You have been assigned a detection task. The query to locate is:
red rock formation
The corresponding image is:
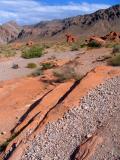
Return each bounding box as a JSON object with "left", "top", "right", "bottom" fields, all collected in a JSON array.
[
  {"left": 65, "top": 34, "right": 76, "bottom": 43},
  {"left": 0, "top": 66, "right": 120, "bottom": 160},
  {"left": 101, "top": 31, "right": 120, "bottom": 42},
  {"left": 86, "top": 31, "right": 120, "bottom": 46},
  {"left": 26, "top": 40, "right": 34, "bottom": 46},
  {"left": 86, "top": 36, "right": 106, "bottom": 46}
]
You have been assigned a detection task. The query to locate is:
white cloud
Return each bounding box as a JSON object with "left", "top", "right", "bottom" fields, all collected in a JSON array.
[{"left": 0, "top": 0, "right": 110, "bottom": 25}]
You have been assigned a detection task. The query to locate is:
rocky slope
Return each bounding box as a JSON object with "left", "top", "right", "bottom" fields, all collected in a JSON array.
[
  {"left": 0, "top": 21, "right": 22, "bottom": 44},
  {"left": 17, "top": 4, "right": 120, "bottom": 42},
  {"left": 0, "top": 66, "right": 120, "bottom": 160},
  {"left": 21, "top": 76, "right": 120, "bottom": 160}
]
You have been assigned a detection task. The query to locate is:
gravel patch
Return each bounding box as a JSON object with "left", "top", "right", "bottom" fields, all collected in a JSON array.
[{"left": 21, "top": 76, "right": 120, "bottom": 160}]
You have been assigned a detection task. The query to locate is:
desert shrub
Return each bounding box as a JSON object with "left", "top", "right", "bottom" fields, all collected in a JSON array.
[
  {"left": 108, "top": 54, "right": 120, "bottom": 66},
  {"left": 31, "top": 68, "right": 43, "bottom": 77},
  {"left": 71, "top": 43, "right": 79, "bottom": 51},
  {"left": 0, "top": 45, "right": 16, "bottom": 57},
  {"left": 53, "top": 66, "right": 82, "bottom": 82},
  {"left": 105, "top": 42, "right": 115, "bottom": 48},
  {"left": 80, "top": 44, "right": 86, "bottom": 48},
  {"left": 22, "top": 45, "right": 44, "bottom": 59},
  {"left": 27, "top": 63, "right": 37, "bottom": 69},
  {"left": 112, "top": 44, "right": 120, "bottom": 54},
  {"left": 41, "top": 62, "right": 55, "bottom": 70},
  {"left": 88, "top": 41, "right": 102, "bottom": 48}
]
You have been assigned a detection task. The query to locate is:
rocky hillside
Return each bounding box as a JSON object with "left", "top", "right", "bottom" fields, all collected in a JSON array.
[
  {"left": 0, "top": 4, "right": 120, "bottom": 44},
  {"left": 0, "top": 21, "right": 22, "bottom": 44},
  {"left": 17, "top": 4, "right": 120, "bottom": 41}
]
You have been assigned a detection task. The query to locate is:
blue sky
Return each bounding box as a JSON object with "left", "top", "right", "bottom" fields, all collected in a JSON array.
[{"left": 0, "top": 0, "right": 119, "bottom": 25}]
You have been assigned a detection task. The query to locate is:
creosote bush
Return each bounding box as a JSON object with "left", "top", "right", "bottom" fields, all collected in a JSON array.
[
  {"left": 27, "top": 63, "right": 37, "bottom": 69},
  {"left": 112, "top": 44, "right": 120, "bottom": 55},
  {"left": 108, "top": 54, "right": 120, "bottom": 66},
  {"left": 71, "top": 43, "right": 79, "bottom": 51},
  {"left": 71, "top": 42, "right": 86, "bottom": 51},
  {"left": 22, "top": 45, "right": 44, "bottom": 59},
  {"left": 88, "top": 40, "right": 102, "bottom": 48},
  {"left": 41, "top": 62, "right": 55, "bottom": 70},
  {"left": 53, "top": 66, "right": 83, "bottom": 82}
]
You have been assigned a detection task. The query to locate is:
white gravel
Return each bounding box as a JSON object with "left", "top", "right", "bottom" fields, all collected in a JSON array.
[{"left": 21, "top": 76, "right": 120, "bottom": 160}]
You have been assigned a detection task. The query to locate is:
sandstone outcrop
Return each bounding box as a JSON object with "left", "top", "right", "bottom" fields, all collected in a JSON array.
[
  {"left": 86, "top": 36, "right": 106, "bottom": 46},
  {"left": 101, "top": 31, "right": 120, "bottom": 42},
  {"left": 0, "top": 66, "right": 120, "bottom": 160}
]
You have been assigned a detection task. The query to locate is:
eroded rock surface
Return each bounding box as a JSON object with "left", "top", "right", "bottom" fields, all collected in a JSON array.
[{"left": 20, "top": 76, "right": 120, "bottom": 160}]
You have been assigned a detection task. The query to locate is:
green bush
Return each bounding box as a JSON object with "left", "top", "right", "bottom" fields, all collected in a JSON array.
[
  {"left": 27, "top": 63, "right": 37, "bottom": 69},
  {"left": 108, "top": 54, "right": 120, "bottom": 66},
  {"left": 80, "top": 44, "right": 86, "bottom": 48},
  {"left": 71, "top": 43, "right": 79, "bottom": 51},
  {"left": 41, "top": 62, "right": 55, "bottom": 70},
  {"left": 22, "top": 46, "right": 44, "bottom": 59},
  {"left": 112, "top": 44, "right": 120, "bottom": 54},
  {"left": 88, "top": 41, "right": 102, "bottom": 48}
]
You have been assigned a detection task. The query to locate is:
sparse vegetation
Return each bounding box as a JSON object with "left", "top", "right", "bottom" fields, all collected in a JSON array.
[
  {"left": 53, "top": 66, "right": 83, "bottom": 82},
  {"left": 27, "top": 63, "right": 37, "bottom": 69},
  {"left": 88, "top": 41, "right": 102, "bottom": 48},
  {"left": 0, "top": 45, "right": 17, "bottom": 57},
  {"left": 108, "top": 54, "right": 120, "bottom": 66},
  {"left": 105, "top": 42, "right": 116, "bottom": 48},
  {"left": 112, "top": 44, "right": 120, "bottom": 55},
  {"left": 71, "top": 42, "right": 86, "bottom": 51},
  {"left": 53, "top": 44, "right": 67, "bottom": 52},
  {"left": 71, "top": 43, "right": 79, "bottom": 51},
  {"left": 41, "top": 62, "right": 55, "bottom": 70},
  {"left": 22, "top": 45, "right": 44, "bottom": 59},
  {"left": 31, "top": 68, "right": 43, "bottom": 77},
  {"left": 80, "top": 43, "right": 86, "bottom": 48}
]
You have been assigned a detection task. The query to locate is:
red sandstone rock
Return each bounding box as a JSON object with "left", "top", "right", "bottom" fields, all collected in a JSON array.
[
  {"left": 26, "top": 40, "right": 34, "bottom": 46},
  {"left": 65, "top": 34, "right": 76, "bottom": 43},
  {"left": 75, "top": 133, "right": 103, "bottom": 160},
  {"left": 87, "top": 36, "right": 106, "bottom": 46}
]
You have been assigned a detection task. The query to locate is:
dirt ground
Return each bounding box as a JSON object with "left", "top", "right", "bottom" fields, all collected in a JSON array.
[{"left": 0, "top": 48, "right": 111, "bottom": 81}]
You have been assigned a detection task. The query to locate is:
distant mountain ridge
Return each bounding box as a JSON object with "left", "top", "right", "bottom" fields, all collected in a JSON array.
[
  {"left": 0, "top": 21, "right": 22, "bottom": 44},
  {"left": 0, "top": 4, "right": 120, "bottom": 44},
  {"left": 17, "top": 4, "right": 120, "bottom": 42}
]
